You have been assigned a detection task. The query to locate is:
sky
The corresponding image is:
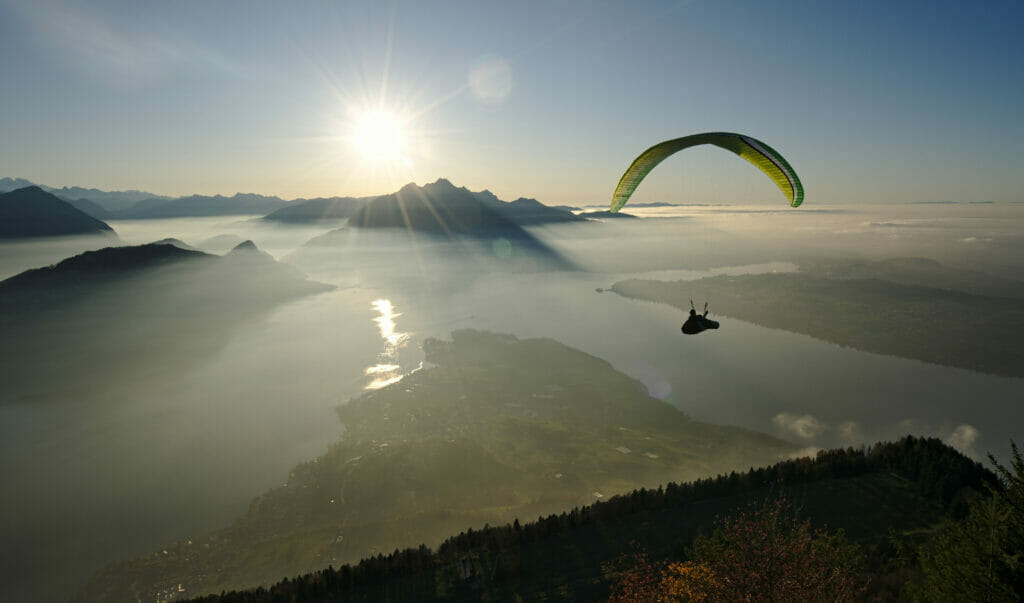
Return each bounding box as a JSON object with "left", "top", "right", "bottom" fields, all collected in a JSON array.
[{"left": 1, "top": 0, "right": 1022, "bottom": 205}]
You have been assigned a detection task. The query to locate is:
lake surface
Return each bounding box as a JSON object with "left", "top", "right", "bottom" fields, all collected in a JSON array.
[{"left": 2, "top": 204, "right": 1022, "bottom": 601}]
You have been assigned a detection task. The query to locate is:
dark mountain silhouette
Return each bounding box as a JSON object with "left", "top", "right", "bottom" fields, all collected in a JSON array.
[
  {"left": 0, "top": 186, "right": 115, "bottom": 238},
  {"left": 348, "top": 179, "right": 583, "bottom": 231},
  {"left": 116, "top": 193, "right": 288, "bottom": 219},
  {"left": 475, "top": 191, "right": 586, "bottom": 225},
  {"left": 1, "top": 178, "right": 585, "bottom": 225},
  {"left": 150, "top": 237, "right": 198, "bottom": 250},
  {"left": 348, "top": 179, "right": 524, "bottom": 233},
  {"left": 262, "top": 196, "right": 372, "bottom": 222},
  {"left": 0, "top": 240, "right": 328, "bottom": 310},
  {"left": 0, "top": 242, "right": 206, "bottom": 297},
  {"left": 333, "top": 179, "right": 576, "bottom": 271},
  {"left": 578, "top": 209, "right": 638, "bottom": 219},
  {"left": 0, "top": 178, "right": 285, "bottom": 218},
  {"left": 621, "top": 201, "right": 678, "bottom": 208}
]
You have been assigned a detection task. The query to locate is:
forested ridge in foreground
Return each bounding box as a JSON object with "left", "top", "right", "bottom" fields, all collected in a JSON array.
[{"left": 189, "top": 437, "right": 997, "bottom": 602}]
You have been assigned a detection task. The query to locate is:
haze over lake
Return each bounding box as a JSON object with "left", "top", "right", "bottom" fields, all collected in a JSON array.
[{"left": 2, "top": 201, "right": 1022, "bottom": 601}]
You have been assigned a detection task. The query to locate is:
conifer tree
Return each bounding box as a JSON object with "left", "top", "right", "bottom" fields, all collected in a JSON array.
[{"left": 912, "top": 442, "right": 1024, "bottom": 601}]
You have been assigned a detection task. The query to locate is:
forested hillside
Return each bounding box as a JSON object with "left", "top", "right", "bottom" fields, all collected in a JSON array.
[{"left": 190, "top": 437, "right": 994, "bottom": 602}]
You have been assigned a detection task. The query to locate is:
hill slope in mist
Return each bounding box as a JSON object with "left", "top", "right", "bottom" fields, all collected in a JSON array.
[
  {"left": 0, "top": 241, "right": 331, "bottom": 403},
  {"left": 261, "top": 196, "right": 372, "bottom": 222},
  {"left": 76, "top": 329, "right": 796, "bottom": 601},
  {"left": 612, "top": 260, "right": 1024, "bottom": 377}
]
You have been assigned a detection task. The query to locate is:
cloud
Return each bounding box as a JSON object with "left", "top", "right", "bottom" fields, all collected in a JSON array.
[
  {"left": 468, "top": 56, "right": 513, "bottom": 104},
  {"left": 837, "top": 420, "right": 863, "bottom": 445},
  {"left": 786, "top": 446, "right": 822, "bottom": 460},
  {"left": 947, "top": 424, "right": 980, "bottom": 456},
  {"left": 773, "top": 413, "right": 828, "bottom": 440}
]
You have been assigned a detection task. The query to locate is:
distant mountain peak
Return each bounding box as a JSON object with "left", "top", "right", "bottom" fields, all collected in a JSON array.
[
  {"left": 151, "top": 238, "right": 197, "bottom": 251},
  {"left": 348, "top": 179, "right": 585, "bottom": 233},
  {"left": 0, "top": 177, "right": 37, "bottom": 192},
  {"left": 0, "top": 186, "right": 115, "bottom": 238},
  {"left": 229, "top": 240, "right": 259, "bottom": 253},
  {"left": 422, "top": 178, "right": 463, "bottom": 194}
]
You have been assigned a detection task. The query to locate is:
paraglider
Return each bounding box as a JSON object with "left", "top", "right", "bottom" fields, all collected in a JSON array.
[
  {"left": 681, "top": 300, "right": 719, "bottom": 335},
  {"left": 609, "top": 132, "right": 803, "bottom": 213},
  {"left": 610, "top": 132, "right": 803, "bottom": 336}
]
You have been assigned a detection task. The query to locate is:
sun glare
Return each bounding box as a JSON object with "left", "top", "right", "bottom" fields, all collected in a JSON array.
[{"left": 351, "top": 110, "right": 407, "bottom": 163}]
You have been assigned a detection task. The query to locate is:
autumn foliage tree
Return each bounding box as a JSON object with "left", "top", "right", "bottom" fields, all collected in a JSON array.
[
  {"left": 609, "top": 495, "right": 866, "bottom": 602},
  {"left": 607, "top": 546, "right": 664, "bottom": 603},
  {"left": 687, "top": 496, "right": 866, "bottom": 601},
  {"left": 659, "top": 561, "right": 720, "bottom": 602}
]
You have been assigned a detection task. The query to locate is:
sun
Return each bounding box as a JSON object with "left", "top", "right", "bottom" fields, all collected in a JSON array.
[
  {"left": 350, "top": 109, "right": 407, "bottom": 163},
  {"left": 327, "top": 100, "right": 424, "bottom": 189}
]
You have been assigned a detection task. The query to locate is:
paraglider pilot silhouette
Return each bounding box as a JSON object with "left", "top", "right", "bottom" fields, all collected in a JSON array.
[
  {"left": 608, "top": 132, "right": 803, "bottom": 337},
  {"left": 681, "top": 300, "right": 720, "bottom": 335}
]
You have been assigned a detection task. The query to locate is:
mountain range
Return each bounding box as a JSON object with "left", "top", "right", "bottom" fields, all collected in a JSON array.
[
  {"left": 115, "top": 192, "right": 289, "bottom": 219},
  {"left": 0, "top": 177, "right": 173, "bottom": 212},
  {"left": 1, "top": 177, "right": 589, "bottom": 224}
]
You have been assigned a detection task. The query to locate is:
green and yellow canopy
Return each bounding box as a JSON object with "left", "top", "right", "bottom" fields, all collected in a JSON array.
[{"left": 611, "top": 132, "right": 804, "bottom": 212}]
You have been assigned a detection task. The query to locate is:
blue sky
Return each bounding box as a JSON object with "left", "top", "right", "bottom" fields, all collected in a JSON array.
[{"left": 1, "top": 0, "right": 1021, "bottom": 204}]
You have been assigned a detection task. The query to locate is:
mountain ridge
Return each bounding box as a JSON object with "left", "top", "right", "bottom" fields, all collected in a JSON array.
[
  {"left": 1, "top": 177, "right": 591, "bottom": 224},
  {"left": 0, "top": 186, "right": 116, "bottom": 238}
]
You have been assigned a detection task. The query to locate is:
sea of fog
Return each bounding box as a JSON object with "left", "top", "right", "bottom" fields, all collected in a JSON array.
[{"left": 2, "top": 203, "right": 1023, "bottom": 601}]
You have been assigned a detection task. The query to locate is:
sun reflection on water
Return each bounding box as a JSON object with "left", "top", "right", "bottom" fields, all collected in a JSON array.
[{"left": 365, "top": 299, "right": 411, "bottom": 389}]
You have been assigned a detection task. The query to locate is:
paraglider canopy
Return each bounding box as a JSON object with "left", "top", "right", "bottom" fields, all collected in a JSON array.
[{"left": 610, "top": 132, "right": 804, "bottom": 212}]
